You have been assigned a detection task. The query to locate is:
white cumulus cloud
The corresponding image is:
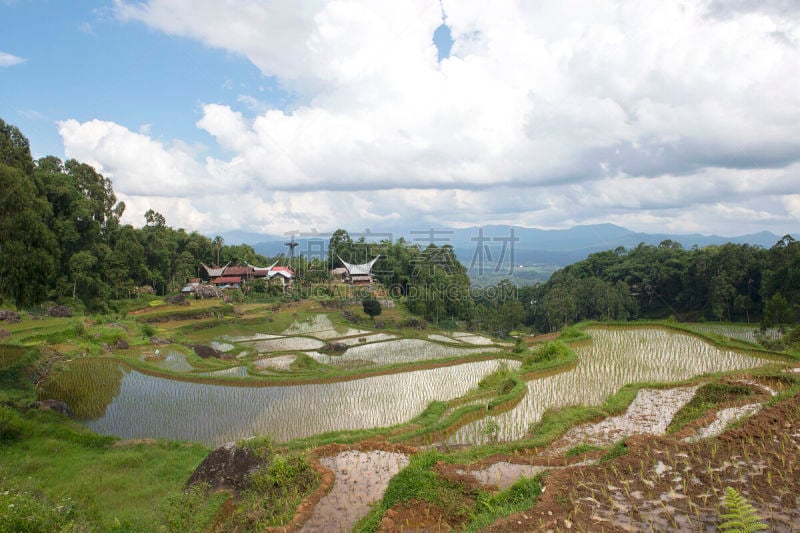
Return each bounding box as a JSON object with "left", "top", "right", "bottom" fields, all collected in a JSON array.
[{"left": 55, "top": 0, "right": 800, "bottom": 235}]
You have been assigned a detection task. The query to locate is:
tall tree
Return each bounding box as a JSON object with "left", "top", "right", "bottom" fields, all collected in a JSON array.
[{"left": 0, "top": 119, "right": 57, "bottom": 308}]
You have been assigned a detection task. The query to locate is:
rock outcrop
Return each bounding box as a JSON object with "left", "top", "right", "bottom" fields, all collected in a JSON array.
[
  {"left": 29, "top": 399, "right": 73, "bottom": 418},
  {"left": 46, "top": 305, "right": 72, "bottom": 318},
  {"left": 186, "top": 442, "right": 264, "bottom": 493}
]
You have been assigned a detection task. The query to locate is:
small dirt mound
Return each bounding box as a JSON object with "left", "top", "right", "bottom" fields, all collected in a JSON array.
[
  {"left": 0, "top": 310, "right": 20, "bottom": 322},
  {"left": 187, "top": 442, "right": 264, "bottom": 493},
  {"left": 195, "top": 285, "right": 222, "bottom": 299},
  {"left": 113, "top": 339, "right": 129, "bottom": 350},
  {"left": 192, "top": 344, "right": 233, "bottom": 359},
  {"left": 46, "top": 305, "right": 73, "bottom": 318},
  {"left": 165, "top": 293, "right": 189, "bottom": 306},
  {"left": 320, "top": 342, "right": 348, "bottom": 353}
]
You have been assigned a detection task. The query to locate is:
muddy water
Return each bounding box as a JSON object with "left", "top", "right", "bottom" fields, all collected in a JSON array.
[
  {"left": 458, "top": 462, "right": 551, "bottom": 490},
  {"left": 301, "top": 451, "right": 409, "bottom": 532}
]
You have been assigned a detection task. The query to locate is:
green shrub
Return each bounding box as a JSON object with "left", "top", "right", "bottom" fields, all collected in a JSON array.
[
  {"left": 467, "top": 476, "right": 542, "bottom": 531},
  {"left": 524, "top": 342, "right": 567, "bottom": 365},
  {"left": 140, "top": 323, "right": 156, "bottom": 338},
  {"left": 0, "top": 405, "right": 25, "bottom": 441},
  {"left": 226, "top": 450, "right": 318, "bottom": 530},
  {"left": 0, "top": 486, "right": 78, "bottom": 532},
  {"left": 162, "top": 483, "right": 218, "bottom": 533}
]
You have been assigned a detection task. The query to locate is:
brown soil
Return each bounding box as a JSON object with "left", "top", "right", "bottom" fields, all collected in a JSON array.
[
  {"left": 379, "top": 499, "right": 455, "bottom": 532},
  {"left": 526, "top": 332, "right": 560, "bottom": 343},
  {"left": 483, "top": 392, "right": 800, "bottom": 532}
]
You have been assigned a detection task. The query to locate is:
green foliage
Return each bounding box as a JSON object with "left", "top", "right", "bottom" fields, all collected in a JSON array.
[
  {"left": 386, "top": 451, "right": 469, "bottom": 522},
  {"left": 1, "top": 411, "right": 209, "bottom": 530},
  {"left": 523, "top": 341, "right": 568, "bottom": 366},
  {"left": 668, "top": 382, "right": 754, "bottom": 433},
  {"left": 0, "top": 405, "right": 25, "bottom": 441},
  {"left": 362, "top": 295, "right": 382, "bottom": 318},
  {"left": 161, "top": 483, "right": 228, "bottom": 533},
  {"left": 512, "top": 336, "right": 525, "bottom": 353},
  {"left": 719, "top": 486, "right": 768, "bottom": 532},
  {"left": 599, "top": 439, "right": 629, "bottom": 463},
  {"left": 481, "top": 419, "right": 500, "bottom": 443},
  {"left": 564, "top": 443, "right": 603, "bottom": 456},
  {"left": 140, "top": 323, "right": 156, "bottom": 338},
  {"left": 529, "top": 238, "right": 800, "bottom": 330},
  {"left": 227, "top": 450, "right": 319, "bottom": 530},
  {"left": 241, "top": 434, "right": 274, "bottom": 459},
  {"left": 0, "top": 485, "right": 79, "bottom": 532},
  {"left": 477, "top": 362, "right": 512, "bottom": 390},
  {"left": 465, "top": 476, "right": 542, "bottom": 532}
]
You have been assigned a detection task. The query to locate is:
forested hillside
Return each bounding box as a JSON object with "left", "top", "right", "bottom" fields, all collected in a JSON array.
[
  {"left": 0, "top": 118, "right": 270, "bottom": 310},
  {"left": 528, "top": 239, "right": 800, "bottom": 332}
]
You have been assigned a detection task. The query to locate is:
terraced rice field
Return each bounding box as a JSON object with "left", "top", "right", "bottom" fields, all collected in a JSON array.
[
  {"left": 447, "top": 327, "right": 772, "bottom": 444},
  {"left": 41, "top": 358, "right": 517, "bottom": 445},
  {"left": 305, "top": 338, "right": 501, "bottom": 366},
  {"left": 685, "top": 323, "right": 783, "bottom": 344},
  {"left": 282, "top": 314, "right": 372, "bottom": 338}
]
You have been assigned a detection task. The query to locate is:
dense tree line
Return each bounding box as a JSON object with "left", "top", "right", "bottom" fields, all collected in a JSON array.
[
  {"left": 0, "top": 118, "right": 270, "bottom": 311},
  {"left": 527, "top": 239, "right": 800, "bottom": 331}
]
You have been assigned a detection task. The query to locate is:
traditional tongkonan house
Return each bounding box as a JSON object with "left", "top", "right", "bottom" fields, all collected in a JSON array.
[{"left": 338, "top": 256, "right": 380, "bottom": 285}]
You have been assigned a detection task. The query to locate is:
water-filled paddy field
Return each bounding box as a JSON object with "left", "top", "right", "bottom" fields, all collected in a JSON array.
[
  {"left": 446, "top": 327, "right": 773, "bottom": 445},
  {"left": 684, "top": 323, "right": 783, "bottom": 344},
  {"left": 36, "top": 324, "right": 776, "bottom": 448},
  {"left": 39, "top": 358, "right": 518, "bottom": 446}
]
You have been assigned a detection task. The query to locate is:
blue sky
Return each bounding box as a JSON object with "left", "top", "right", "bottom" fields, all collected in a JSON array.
[
  {"left": 1, "top": 0, "right": 289, "bottom": 159},
  {"left": 2, "top": 1, "right": 799, "bottom": 238}
]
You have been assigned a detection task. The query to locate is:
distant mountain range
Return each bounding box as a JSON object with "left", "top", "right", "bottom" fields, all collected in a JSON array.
[{"left": 216, "top": 223, "right": 788, "bottom": 284}]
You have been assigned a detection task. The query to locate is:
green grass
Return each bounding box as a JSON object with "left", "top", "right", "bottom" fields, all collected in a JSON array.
[
  {"left": 463, "top": 475, "right": 543, "bottom": 532},
  {"left": 599, "top": 438, "right": 629, "bottom": 463},
  {"left": 668, "top": 382, "right": 755, "bottom": 434},
  {"left": 0, "top": 409, "right": 209, "bottom": 531},
  {"left": 355, "top": 450, "right": 471, "bottom": 533},
  {"left": 565, "top": 443, "right": 603, "bottom": 457}
]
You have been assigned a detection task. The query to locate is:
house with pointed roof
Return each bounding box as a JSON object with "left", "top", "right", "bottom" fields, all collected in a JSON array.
[
  {"left": 201, "top": 262, "right": 230, "bottom": 280},
  {"left": 338, "top": 256, "right": 380, "bottom": 285}
]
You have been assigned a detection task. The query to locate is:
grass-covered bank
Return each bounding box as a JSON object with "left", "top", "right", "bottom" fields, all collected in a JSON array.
[{"left": 0, "top": 408, "right": 210, "bottom": 530}]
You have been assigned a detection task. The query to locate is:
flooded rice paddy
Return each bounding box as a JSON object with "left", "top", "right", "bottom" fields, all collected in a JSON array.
[
  {"left": 447, "top": 327, "right": 772, "bottom": 445},
  {"left": 40, "top": 358, "right": 515, "bottom": 446},
  {"left": 282, "top": 314, "right": 372, "bottom": 338},
  {"left": 305, "top": 338, "right": 501, "bottom": 366},
  {"left": 686, "top": 324, "right": 783, "bottom": 344},
  {"left": 302, "top": 450, "right": 409, "bottom": 532}
]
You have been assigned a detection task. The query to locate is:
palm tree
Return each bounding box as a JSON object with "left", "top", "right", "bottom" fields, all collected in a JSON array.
[{"left": 213, "top": 235, "right": 224, "bottom": 266}]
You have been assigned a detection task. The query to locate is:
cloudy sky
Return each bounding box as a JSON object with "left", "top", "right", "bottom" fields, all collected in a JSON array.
[{"left": 2, "top": 0, "right": 800, "bottom": 238}]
